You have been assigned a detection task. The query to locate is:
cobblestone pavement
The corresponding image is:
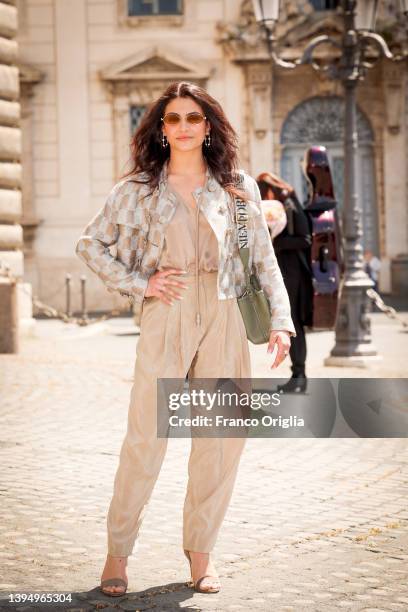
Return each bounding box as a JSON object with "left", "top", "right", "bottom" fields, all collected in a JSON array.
[{"left": 0, "top": 313, "right": 407, "bottom": 611}]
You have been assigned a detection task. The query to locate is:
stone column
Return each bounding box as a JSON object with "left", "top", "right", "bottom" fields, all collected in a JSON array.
[
  {"left": 243, "top": 62, "right": 274, "bottom": 178},
  {"left": 55, "top": 0, "right": 91, "bottom": 215},
  {"left": 19, "top": 66, "right": 44, "bottom": 295},
  {"left": 0, "top": 0, "right": 21, "bottom": 353},
  {"left": 383, "top": 63, "right": 407, "bottom": 295}
]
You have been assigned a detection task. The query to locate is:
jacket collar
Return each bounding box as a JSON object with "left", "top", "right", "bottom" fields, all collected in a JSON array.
[{"left": 158, "top": 159, "right": 219, "bottom": 196}]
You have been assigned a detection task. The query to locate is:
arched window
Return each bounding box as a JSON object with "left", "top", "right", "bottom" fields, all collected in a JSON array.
[
  {"left": 309, "top": 0, "right": 339, "bottom": 9},
  {"left": 280, "top": 96, "right": 379, "bottom": 255}
]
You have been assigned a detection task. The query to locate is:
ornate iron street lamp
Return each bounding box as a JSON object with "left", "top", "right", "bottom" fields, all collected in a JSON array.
[{"left": 252, "top": 0, "right": 407, "bottom": 366}]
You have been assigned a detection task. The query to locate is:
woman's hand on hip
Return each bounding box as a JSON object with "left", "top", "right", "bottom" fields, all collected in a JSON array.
[
  {"left": 145, "top": 268, "right": 188, "bottom": 305},
  {"left": 267, "top": 330, "right": 291, "bottom": 369}
]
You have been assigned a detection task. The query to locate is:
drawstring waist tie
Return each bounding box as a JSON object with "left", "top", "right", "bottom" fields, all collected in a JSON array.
[{"left": 174, "top": 271, "right": 218, "bottom": 328}]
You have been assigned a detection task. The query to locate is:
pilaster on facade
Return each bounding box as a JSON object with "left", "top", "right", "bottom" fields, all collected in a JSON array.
[
  {"left": 217, "top": 5, "right": 274, "bottom": 177},
  {"left": 383, "top": 60, "right": 408, "bottom": 294},
  {"left": 18, "top": 61, "right": 44, "bottom": 258},
  {"left": 243, "top": 62, "right": 274, "bottom": 177}
]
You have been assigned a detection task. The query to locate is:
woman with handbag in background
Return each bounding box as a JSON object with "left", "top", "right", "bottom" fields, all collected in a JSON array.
[
  {"left": 257, "top": 172, "right": 313, "bottom": 393},
  {"left": 76, "top": 82, "right": 294, "bottom": 597}
]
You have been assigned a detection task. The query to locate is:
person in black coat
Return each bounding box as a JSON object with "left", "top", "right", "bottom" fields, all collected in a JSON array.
[{"left": 257, "top": 172, "right": 314, "bottom": 393}]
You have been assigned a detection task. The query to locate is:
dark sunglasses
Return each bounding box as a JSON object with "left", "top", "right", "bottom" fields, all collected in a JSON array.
[{"left": 161, "top": 112, "right": 207, "bottom": 126}]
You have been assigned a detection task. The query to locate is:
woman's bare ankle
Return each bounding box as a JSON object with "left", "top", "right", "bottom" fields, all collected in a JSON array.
[{"left": 102, "top": 554, "right": 128, "bottom": 578}]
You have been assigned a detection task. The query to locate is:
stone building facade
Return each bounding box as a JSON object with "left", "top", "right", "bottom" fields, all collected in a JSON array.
[
  {"left": 0, "top": 0, "right": 26, "bottom": 351},
  {"left": 15, "top": 0, "right": 408, "bottom": 314}
]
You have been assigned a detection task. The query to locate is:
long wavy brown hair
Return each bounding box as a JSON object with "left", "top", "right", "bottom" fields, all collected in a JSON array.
[
  {"left": 124, "top": 81, "right": 246, "bottom": 199},
  {"left": 256, "top": 172, "right": 295, "bottom": 203}
]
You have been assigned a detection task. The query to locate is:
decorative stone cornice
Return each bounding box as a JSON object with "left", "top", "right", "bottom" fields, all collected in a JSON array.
[
  {"left": 217, "top": 0, "right": 408, "bottom": 64},
  {"left": 216, "top": 3, "right": 267, "bottom": 62},
  {"left": 100, "top": 45, "right": 209, "bottom": 93},
  {"left": 375, "top": 3, "right": 408, "bottom": 57},
  {"left": 216, "top": 1, "right": 342, "bottom": 64}
]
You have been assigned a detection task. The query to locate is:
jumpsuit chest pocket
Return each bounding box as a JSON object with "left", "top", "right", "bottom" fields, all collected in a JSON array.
[{"left": 146, "top": 213, "right": 168, "bottom": 248}]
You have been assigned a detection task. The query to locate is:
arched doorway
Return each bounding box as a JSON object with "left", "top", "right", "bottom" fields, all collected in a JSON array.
[{"left": 280, "top": 96, "right": 379, "bottom": 255}]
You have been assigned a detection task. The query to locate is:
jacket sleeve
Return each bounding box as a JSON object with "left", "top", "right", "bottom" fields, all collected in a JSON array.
[
  {"left": 75, "top": 180, "right": 149, "bottom": 302},
  {"left": 246, "top": 175, "right": 296, "bottom": 336}
]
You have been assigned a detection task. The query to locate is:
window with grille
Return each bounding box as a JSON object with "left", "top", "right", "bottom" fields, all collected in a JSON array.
[
  {"left": 130, "top": 105, "right": 147, "bottom": 133},
  {"left": 309, "top": 0, "right": 339, "bottom": 9},
  {"left": 128, "top": 0, "right": 182, "bottom": 16}
]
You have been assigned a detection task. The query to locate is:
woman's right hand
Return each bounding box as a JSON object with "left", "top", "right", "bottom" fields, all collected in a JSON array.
[{"left": 144, "top": 268, "right": 188, "bottom": 305}]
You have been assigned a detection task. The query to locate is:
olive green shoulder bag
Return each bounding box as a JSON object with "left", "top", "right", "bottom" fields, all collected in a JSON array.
[{"left": 234, "top": 173, "right": 271, "bottom": 344}]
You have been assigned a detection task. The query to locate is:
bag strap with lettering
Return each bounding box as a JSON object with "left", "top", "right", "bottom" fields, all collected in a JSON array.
[{"left": 234, "top": 172, "right": 252, "bottom": 286}]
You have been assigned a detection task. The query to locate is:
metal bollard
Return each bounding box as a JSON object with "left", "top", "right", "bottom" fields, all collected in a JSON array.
[
  {"left": 79, "top": 275, "right": 89, "bottom": 325},
  {"left": 65, "top": 274, "right": 72, "bottom": 318}
]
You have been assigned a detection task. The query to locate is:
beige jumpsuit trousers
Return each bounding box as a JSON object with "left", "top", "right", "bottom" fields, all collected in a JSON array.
[{"left": 107, "top": 185, "right": 251, "bottom": 556}]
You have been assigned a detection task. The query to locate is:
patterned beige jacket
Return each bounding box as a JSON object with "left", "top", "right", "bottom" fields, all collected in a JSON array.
[{"left": 75, "top": 163, "right": 295, "bottom": 335}]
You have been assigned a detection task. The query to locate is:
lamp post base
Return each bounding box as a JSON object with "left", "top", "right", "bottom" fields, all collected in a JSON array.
[
  {"left": 325, "top": 276, "right": 380, "bottom": 366},
  {"left": 324, "top": 354, "right": 382, "bottom": 368}
]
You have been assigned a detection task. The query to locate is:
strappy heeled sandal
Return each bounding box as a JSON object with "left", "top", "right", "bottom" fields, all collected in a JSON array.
[
  {"left": 184, "top": 549, "right": 221, "bottom": 594},
  {"left": 100, "top": 577, "right": 128, "bottom": 597}
]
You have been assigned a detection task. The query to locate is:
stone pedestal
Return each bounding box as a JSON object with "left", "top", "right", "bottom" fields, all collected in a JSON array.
[
  {"left": 0, "top": 276, "right": 18, "bottom": 353},
  {"left": 325, "top": 277, "right": 381, "bottom": 368},
  {"left": 17, "top": 281, "right": 35, "bottom": 337}
]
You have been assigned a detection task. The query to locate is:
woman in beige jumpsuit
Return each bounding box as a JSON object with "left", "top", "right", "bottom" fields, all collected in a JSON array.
[{"left": 75, "top": 82, "right": 294, "bottom": 596}]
